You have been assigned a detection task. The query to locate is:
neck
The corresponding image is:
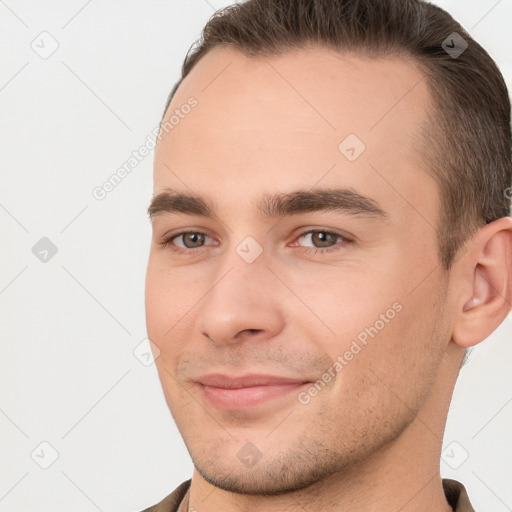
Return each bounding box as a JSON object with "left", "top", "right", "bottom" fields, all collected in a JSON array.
[{"left": 186, "top": 343, "right": 462, "bottom": 512}]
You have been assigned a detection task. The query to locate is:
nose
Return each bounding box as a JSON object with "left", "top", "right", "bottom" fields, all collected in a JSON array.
[{"left": 195, "top": 254, "right": 286, "bottom": 346}]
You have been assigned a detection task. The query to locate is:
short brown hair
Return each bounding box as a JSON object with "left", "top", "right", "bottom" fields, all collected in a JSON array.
[{"left": 162, "top": 0, "right": 511, "bottom": 270}]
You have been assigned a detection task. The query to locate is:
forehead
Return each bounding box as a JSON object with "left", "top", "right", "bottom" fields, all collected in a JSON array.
[{"left": 153, "top": 46, "right": 438, "bottom": 227}]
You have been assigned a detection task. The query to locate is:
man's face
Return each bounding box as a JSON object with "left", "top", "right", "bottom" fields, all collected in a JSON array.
[{"left": 145, "top": 46, "right": 454, "bottom": 493}]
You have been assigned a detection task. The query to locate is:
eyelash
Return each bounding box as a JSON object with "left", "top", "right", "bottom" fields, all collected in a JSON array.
[{"left": 159, "top": 229, "right": 353, "bottom": 256}]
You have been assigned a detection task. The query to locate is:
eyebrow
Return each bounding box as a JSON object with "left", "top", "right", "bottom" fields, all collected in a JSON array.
[{"left": 147, "top": 187, "right": 388, "bottom": 221}]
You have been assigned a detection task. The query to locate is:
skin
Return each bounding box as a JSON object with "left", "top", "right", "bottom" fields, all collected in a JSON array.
[{"left": 145, "top": 46, "right": 512, "bottom": 511}]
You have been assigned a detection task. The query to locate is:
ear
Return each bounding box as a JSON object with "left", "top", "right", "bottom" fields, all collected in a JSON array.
[{"left": 452, "top": 216, "right": 512, "bottom": 348}]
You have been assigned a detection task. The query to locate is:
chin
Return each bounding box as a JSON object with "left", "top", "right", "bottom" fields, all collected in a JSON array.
[{"left": 196, "top": 462, "right": 331, "bottom": 496}]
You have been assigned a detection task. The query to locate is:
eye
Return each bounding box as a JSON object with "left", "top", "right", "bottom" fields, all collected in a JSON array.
[
  {"left": 174, "top": 232, "right": 207, "bottom": 249},
  {"left": 159, "top": 228, "right": 352, "bottom": 256},
  {"left": 160, "top": 231, "right": 217, "bottom": 252},
  {"left": 293, "top": 229, "right": 352, "bottom": 254}
]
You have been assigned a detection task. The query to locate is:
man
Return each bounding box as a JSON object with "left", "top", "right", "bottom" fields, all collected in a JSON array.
[{"left": 143, "top": 0, "right": 512, "bottom": 510}]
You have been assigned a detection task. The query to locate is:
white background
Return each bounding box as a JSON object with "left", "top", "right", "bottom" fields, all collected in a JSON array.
[{"left": 0, "top": 1, "right": 511, "bottom": 510}]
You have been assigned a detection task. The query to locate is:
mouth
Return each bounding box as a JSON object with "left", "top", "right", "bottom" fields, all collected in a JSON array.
[{"left": 196, "top": 373, "right": 311, "bottom": 410}]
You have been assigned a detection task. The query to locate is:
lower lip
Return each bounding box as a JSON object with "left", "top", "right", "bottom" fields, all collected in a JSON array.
[{"left": 199, "top": 383, "right": 307, "bottom": 410}]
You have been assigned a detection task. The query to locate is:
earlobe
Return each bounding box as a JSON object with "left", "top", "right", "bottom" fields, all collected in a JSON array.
[{"left": 452, "top": 217, "right": 512, "bottom": 348}]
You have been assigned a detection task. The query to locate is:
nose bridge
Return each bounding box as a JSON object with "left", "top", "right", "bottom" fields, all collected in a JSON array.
[{"left": 195, "top": 241, "right": 285, "bottom": 344}]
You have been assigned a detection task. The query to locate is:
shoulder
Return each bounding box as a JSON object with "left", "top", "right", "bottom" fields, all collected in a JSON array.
[
  {"left": 139, "top": 480, "right": 191, "bottom": 512},
  {"left": 442, "top": 478, "right": 475, "bottom": 512}
]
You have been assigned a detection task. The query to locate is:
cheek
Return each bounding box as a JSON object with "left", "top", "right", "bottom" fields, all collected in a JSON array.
[
  {"left": 351, "top": 279, "right": 448, "bottom": 409},
  {"left": 293, "top": 266, "right": 399, "bottom": 356},
  {"left": 316, "top": 266, "right": 445, "bottom": 399},
  {"left": 145, "top": 260, "right": 202, "bottom": 341},
  {"left": 145, "top": 265, "right": 168, "bottom": 344},
  {"left": 145, "top": 276, "right": 178, "bottom": 376}
]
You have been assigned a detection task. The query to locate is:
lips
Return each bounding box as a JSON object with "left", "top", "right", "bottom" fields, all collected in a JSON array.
[{"left": 196, "top": 373, "right": 310, "bottom": 410}]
